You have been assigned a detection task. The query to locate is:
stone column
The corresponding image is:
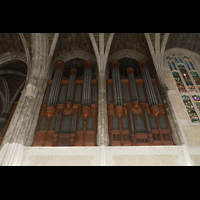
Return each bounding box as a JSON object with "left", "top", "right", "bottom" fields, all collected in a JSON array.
[
  {"left": 0, "top": 112, "right": 10, "bottom": 137},
  {"left": 0, "top": 33, "right": 49, "bottom": 166},
  {"left": 97, "top": 72, "right": 109, "bottom": 146}
]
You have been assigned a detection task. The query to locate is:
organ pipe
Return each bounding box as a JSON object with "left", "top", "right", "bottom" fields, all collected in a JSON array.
[
  {"left": 144, "top": 68, "right": 157, "bottom": 105},
  {"left": 129, "top": 111, "right": 134, "bottom": 133},
  {"left": 66, "top": 68, "right": 77, "bottom": 102},
  {"left": 144, "top": 111, "right": 151, "bottom": 133},
  {"left": 111, "top": 60, "right": 123, "bottom": 106},
  {"left": 154, "top": 84, "right": 162, "bottom": 103},
  {"left": 47, "top": 61, "right": 65, "bottom": 107},
  {"left": 71, "top": 113, "right": 77, "bottom": 134},
  {"left": 82, "top": 62, "right": 93, "bottom": 107},
  {"left": 127, "top": 67, "right": 138, "bottom": 101},
  {"left": 139, "top": 61, "right": 158, "bottom": 107}
]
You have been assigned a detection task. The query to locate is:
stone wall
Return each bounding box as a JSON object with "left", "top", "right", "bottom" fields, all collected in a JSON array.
[{"left": 20, "top": 145, "right": 192, "bottom": 166}]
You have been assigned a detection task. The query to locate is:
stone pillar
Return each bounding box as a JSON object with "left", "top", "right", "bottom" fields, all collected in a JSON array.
[
  {"left": 0, "top": 33, "right": 49, "bottom": 166},
  {"left": 0, "top": 112, "right": 10, "bottom": 137},
  {"left": 97, "top": 72, "right": 109, "bottom": 146}
]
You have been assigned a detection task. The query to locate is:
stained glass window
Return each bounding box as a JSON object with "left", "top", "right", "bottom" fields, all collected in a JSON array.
[
  {"left": 190, "top": 71, "right": 200, "bottom": 90},
  {"left": 172, "top": 72, "right": 186, "bottom": 92},
  {"left": 166, "top": 53, "right": 200, "bottom": 123},
  {"left": 192, "top": 95, "right": 200, "bottom": 111},
  {"left": 182, "top": 95, "right": 200, "bottom": 122},
  {"left": 178, "top": 65, "right": 196, "bottom": 92}
]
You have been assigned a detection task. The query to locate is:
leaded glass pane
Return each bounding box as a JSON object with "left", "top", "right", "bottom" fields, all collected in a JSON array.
[
  {"left": 178, "top": 65, "right": 196, "bottom": 92},
  {"left": 192, "top": 95, "right": 200, "bottom": 111},
  {"left": 185, "top": 61, "right": 190, "bottom": 70},
  {"left": 167, "top": 62, "right": 173, "bottom": 71},
  {"left": 166, "top": 56, "right": 172, "bottom": 60},
  {"left": 189, "top": 61, "right": 195, "bottom": 70},
  {"left": 172, "top": 72, "right": 186, "bottom": 92},
  {"left": 191, "top": 72, "right": 200, "bottom": 90},
  {"left": 182, "top": 95, "right": 200, "bottom": 122},
  {"left": 172, "top": 61, "right": 177, "bottom": 70},
  {"left": 175, "top": 58, "right": 179, "bottom": 64}
]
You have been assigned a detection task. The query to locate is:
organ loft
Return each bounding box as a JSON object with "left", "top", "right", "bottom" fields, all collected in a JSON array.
[{"left": 2, "top": 59, "right": 174, "bottom": 147}]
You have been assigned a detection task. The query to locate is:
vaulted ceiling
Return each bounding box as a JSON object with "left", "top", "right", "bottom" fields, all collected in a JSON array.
[{"left": 0, "top": 33, "right": 200, "bottom": 114}]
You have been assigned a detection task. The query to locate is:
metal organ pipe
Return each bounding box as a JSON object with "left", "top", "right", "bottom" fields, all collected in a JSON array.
[
  {"left": 144, "top": 68, "right": 156, "bottom": 105},
  {"left": 142, "top": 68, "right": 151, "bottom": 106},
  {"left": 111, "top": 61, "right": 123, "bottom": 106},
  {"left": 47, "top": 68, "right": 63, "bottom": 107},
  {"left": 129, "top": 111, "right": 134, "bottom": 133},
  {"left": 127, "top": 67, "right": 138, "bottom": 101},
  {"left": 116, "top": 68, "right": 123, "bottom": 106},
  {"left": 114, "top": 68, "right": 120, "bottom": 105},
  {"left": 82, "top": 61, "right": 93, "bottom": 107},
  {"left": 112, "top": 68, "right": 117, "bottom": 106},
  {"left": 66, "top": 68, "right": 77, "bottom": 102},
  {"left": 141, "top": 64, "right": 158, "bottom": 107},
  {"left": 145, "top": 68, "right": 158, "bottom": 106}
]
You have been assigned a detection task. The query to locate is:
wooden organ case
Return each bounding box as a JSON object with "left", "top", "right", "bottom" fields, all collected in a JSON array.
[
  {"left": 107, "top": 59, "right": 174, "bottom": 146},
  {"left": 32, "top": 60, "right": 98, "bottom": 146}
]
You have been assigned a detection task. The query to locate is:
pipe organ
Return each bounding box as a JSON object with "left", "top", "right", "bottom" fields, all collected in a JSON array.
[
  {"left": 107, "top": 60, "right": 174, "bottom": 146},
  {"left": 2, "top": 59, "right": 174, "bottom": 147},
  {"left": 32, "top": 60, "right": 98, "bottom": 146}
]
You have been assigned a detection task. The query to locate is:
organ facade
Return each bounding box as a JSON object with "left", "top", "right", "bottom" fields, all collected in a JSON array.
[
  {"left": 107, "top": 59, "right": 174, "bottom": 146},
  {"left": 32, "top": 60, "right": 98, "bottom": 146}
]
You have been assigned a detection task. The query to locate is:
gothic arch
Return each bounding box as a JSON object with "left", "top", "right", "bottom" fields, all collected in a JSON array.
[
  {"left": 164, "top": 47, "right": 200, "bottom": 71},
  {"left": 49, "top": 50, "right": 98, "bottom": 79},
  {"left": 106, "top": 49, "right": 147, "bottom": 72},
  {"left": 0, "top": 51, "right": 27, "bottom": 67}
]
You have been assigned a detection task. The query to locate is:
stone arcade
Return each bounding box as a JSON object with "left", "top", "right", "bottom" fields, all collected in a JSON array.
[{"left": 0, "top": 33, "right": 199, "bottom": 166}]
